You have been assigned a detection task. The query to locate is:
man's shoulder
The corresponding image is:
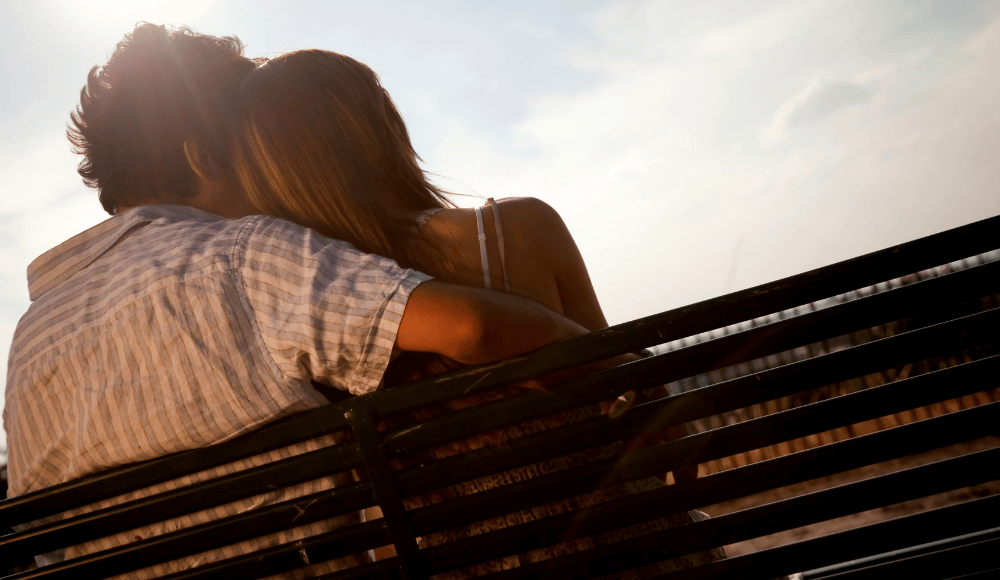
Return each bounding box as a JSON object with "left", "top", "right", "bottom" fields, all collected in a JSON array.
[
  {"left": 95, "top": 206, "right": 263, "bottom": 277},
  {"left": 13, "top": 209, "right": 257, "bottom": 358},
  {"left": 235, "top": 214, "right": 397, "bottom": 273},
  {"left": 236, "top": 215, "right": 428, "bottom": 309},
  {"left": 236, "top": 213, "right": 346, "bottom": 250}
]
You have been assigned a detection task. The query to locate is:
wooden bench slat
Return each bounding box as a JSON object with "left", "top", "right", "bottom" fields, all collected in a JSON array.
[
  {"left": 800, "top": 527, "right": 1000, "bottom": 579},
  {"left": 648, "top": 494, "right": 1000, "bottom": 580},
  {"left": 0, "top": 441, "right": 364, "bottom": 561},
  {"left": 146, "top": 520, "right": 391, "bottom": 580},
  {"left": 384, "top": 259, "right": 1000, "bottom": 455},
  {"left": 141, "top": 418, "right": 1000, "bottom": 580},
  {"left": 0, "top": 405, "right": 354, "bottom": 529},
  {"left": 443, "top": 449, "right": 1000, "bottom": 580},
  {"left": 422, "top": 414, "right": 1000, "bottom": 574},
  {"left": 395, "top": 308, "right": 999, "bottom": 496},
  {"left": 406, "top": 378, "right": 1000, "bottom": 539},
  {"left": 4, "top": 483, "right": 378, "bottom": 580}
]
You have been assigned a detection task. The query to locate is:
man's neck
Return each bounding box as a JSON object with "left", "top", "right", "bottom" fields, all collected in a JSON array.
[{"left": 117, "top": 190, "right": 253, "bottom": 219}]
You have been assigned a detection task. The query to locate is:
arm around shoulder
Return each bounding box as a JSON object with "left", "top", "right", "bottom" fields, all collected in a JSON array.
[{"left": 396, "top": 280, "right": 588, "bottom": 365}]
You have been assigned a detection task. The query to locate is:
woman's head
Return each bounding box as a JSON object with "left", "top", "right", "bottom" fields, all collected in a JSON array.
[{"left": 229, "top": 49, "right": 451, "bottom": 267}]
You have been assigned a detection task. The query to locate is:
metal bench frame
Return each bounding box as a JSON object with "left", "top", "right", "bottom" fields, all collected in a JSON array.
[{"left": 2, "top": 214, "right": 998, "bottom": 579}]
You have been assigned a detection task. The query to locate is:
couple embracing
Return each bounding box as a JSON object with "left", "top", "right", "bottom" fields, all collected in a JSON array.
[{"left": 4, "top": 23, "right": 723, "bottom": 578}]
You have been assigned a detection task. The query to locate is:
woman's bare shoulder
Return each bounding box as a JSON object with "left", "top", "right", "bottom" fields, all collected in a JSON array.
[
  {"left": 492, "top": 197, "right": 571, "bottom": 251},
  {"left": 420, "top": 206, "right": 473, "bottom": 239},
  {"left": 423, "top": 197, "right": 571, "bottom": 265},
  {"left": 423, "top": 198, "right": 561, "bottom": 235},
  {"left": 496, "top": 198, "right": 606, "bottom": 330},
  {"left": 427, "top": 197, "right": 558, "bottom": 219},
  {"left": 492, "top": 197, "right": 562, "bottom": 225}
]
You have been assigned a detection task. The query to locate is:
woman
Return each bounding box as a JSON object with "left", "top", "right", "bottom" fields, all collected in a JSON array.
[{"left": 227, "top": 49, "right": 723, "bottom": 578}]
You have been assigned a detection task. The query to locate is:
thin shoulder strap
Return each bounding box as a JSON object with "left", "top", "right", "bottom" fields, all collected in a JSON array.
[
  {"left": 486, "top": 198, "right": 511, "bottom": 292},
  {"left": 474, "top": 206, "right": 491, "bottom": 290}
]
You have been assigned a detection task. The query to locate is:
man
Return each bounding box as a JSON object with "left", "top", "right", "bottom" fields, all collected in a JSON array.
[{"left": 3, "top": 24, "right": 589, "bottom": 576}]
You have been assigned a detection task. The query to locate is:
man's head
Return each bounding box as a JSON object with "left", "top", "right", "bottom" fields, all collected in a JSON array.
[{"left": 68, "top": 23, "right": 259, "bottom": 215}]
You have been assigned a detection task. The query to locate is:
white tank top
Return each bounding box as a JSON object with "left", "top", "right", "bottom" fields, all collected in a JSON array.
[
  {"left": 414, "top": 199, "right": 511, "bottom": 292},
  {"left": 474, "top": 198, "right": 510, "bottom": 292}
]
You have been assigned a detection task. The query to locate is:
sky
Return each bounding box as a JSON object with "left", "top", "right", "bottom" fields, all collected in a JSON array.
[{"left": 1, "top": 0, "right": 998, "bottom": 453}]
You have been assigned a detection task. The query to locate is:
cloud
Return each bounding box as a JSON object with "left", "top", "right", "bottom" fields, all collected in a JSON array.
[
  {"left": 761, "top": 78, "right": 875, "bottom": 147},
  {"left": 47, "top": 0, "right": 217, "bottom": 25},
  {"left": 787, "top": 81, "right": 872, "bottom": 125},
  {"left": 701, "top": 0, "right": 823, "bottom": 55},
  {"left": 427, "top": 2, "right": 1000, "bottom": 325}
]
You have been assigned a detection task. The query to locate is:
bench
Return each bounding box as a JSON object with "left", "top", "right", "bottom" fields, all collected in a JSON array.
[{"left": 2, "top": 213, "right": 998, "bottom": 579}]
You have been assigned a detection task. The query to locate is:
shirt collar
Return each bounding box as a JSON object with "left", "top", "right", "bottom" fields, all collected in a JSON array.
[{"left": 27, "top": 205, "right": 221, "bottom": 301}]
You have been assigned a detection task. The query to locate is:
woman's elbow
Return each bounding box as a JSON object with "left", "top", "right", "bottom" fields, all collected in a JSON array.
[
  {"left": 444, "top": 303, "right": 493, "bottom": 364},
  {"left": 446, "top": 297, "right": 557, "bottom": 365}
]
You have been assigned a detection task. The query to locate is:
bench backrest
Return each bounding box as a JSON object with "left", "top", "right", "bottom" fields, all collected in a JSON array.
[{"left": 2, "top": 213, "right": 998, "bottom": 580}]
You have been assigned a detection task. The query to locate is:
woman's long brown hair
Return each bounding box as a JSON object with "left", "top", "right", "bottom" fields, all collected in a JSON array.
[
  {"left": 229, "top": 49, "right": 544, "bottom": 421},
  {"left": 229, "top": 49, "right": 454, "bottom": 278}
]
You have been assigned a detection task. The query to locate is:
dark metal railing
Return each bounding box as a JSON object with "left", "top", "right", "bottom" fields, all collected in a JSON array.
[{"left": 1, "top": 212, "right": 998, "bottom": 580}]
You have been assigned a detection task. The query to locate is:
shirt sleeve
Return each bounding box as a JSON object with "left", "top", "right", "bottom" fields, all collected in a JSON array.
[{"left": 236, "top": 215, "right": 433, "bottom": 396}]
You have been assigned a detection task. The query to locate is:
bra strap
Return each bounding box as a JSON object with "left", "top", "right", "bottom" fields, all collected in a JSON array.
[
  {"left": 474, "top": 206, "right": 491, "bottom": 290},
  {"left": 486, "top": 198, "right": 511, "bottom": 292}
]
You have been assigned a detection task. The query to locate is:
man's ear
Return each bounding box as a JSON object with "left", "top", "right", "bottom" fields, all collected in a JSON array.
[{"left": 182, "top": 140, "right": 221, "bottom": 182}]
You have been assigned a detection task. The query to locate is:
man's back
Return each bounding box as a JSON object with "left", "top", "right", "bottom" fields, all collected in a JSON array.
[{"left": 5, "top": 204, "right": 430, "bottom": 576}]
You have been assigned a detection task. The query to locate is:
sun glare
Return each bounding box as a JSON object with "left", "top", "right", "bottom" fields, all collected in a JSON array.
[{"left": 74, "top": 0, "right": 217, "bottom": 24}]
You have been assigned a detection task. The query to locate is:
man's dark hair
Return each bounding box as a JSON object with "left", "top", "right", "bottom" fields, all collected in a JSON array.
[{"left": 68, "top": 23, "right": 258, "bottom": 214}]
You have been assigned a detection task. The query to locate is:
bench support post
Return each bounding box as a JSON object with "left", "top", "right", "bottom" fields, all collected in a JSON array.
[{"left": 348, "top": 401, "right": 426, "bottom": 580}]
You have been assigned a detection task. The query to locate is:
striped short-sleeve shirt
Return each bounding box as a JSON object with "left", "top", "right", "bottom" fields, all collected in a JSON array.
[{"left": 3, "top": 204, "right": 432, "bottom": 577}]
